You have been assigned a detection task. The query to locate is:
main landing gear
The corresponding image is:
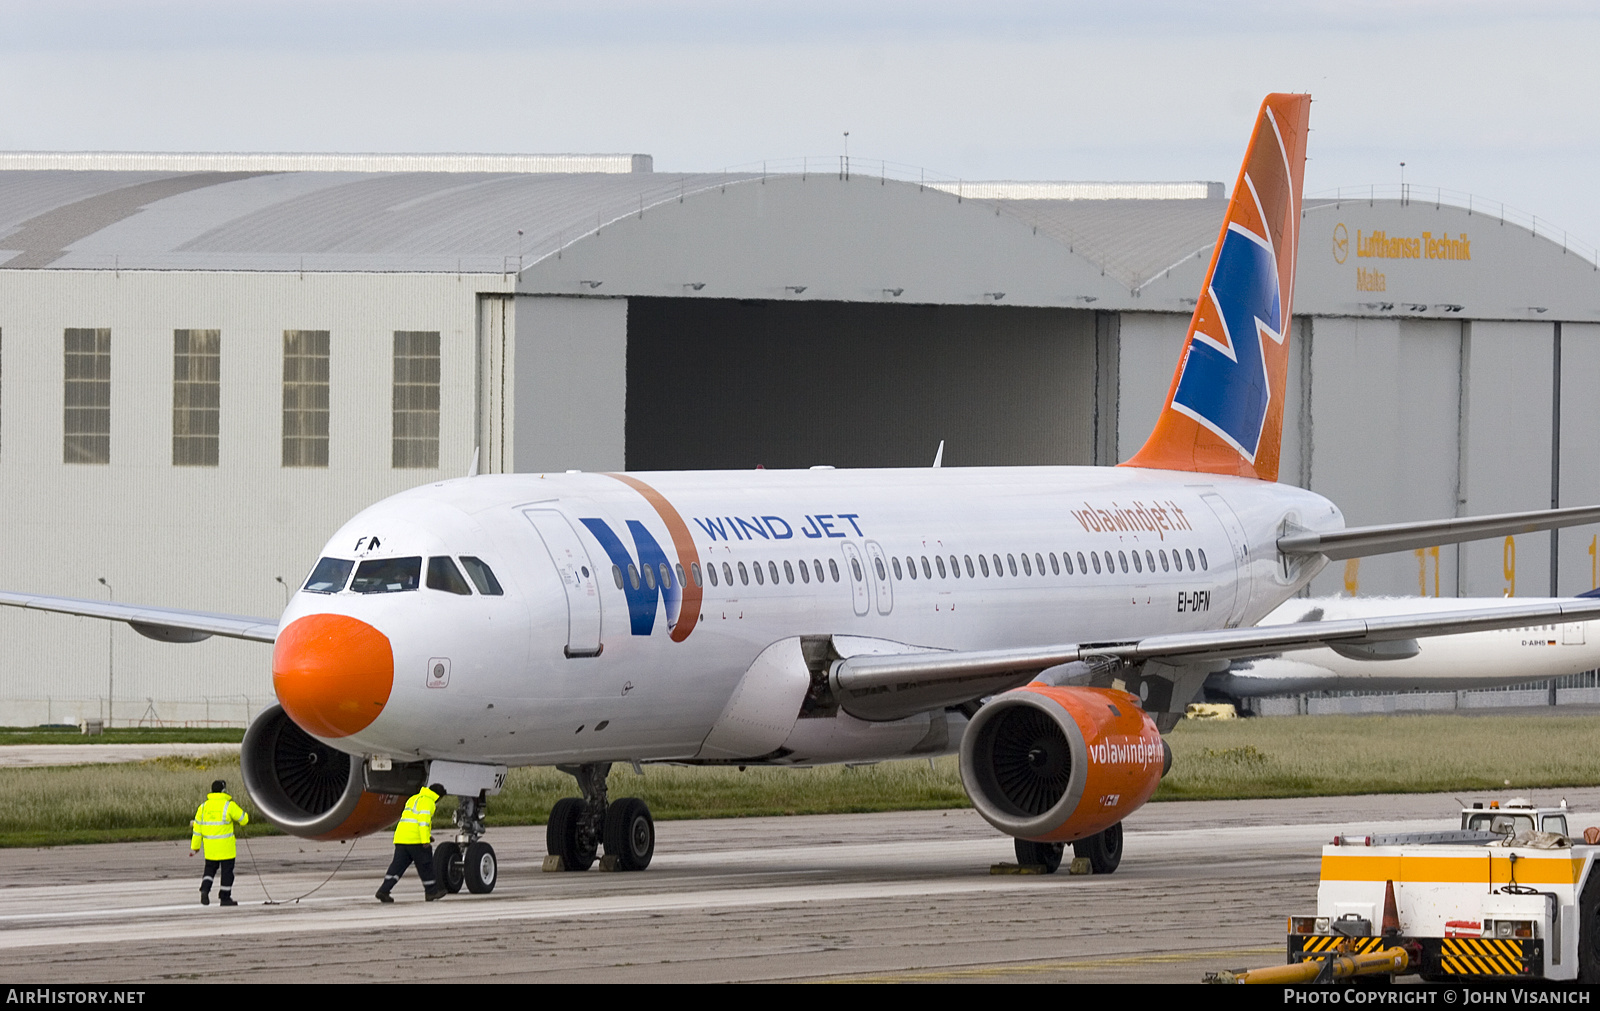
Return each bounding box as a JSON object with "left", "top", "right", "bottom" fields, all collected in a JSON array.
[
  {"left": 1013, "top": 822, "right": 1123, "bottom": 875},
  {"left": 546, "top": 762, "right": 656, "bottom": 872},
  {"left": 434, "top": 792, "right": 498, "bottom": 894}
]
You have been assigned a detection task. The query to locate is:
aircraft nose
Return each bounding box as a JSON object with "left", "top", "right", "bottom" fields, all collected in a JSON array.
[{"left": 272, "top": 613, "right": 395, "bottom": 738}]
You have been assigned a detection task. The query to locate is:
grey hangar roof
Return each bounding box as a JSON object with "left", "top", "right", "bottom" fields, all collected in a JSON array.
[{"left": 0, "top": 159, "right": 1595, "bottom": 321}]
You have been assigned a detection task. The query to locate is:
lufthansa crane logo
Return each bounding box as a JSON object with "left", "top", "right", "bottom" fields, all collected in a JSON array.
[{"left": 1333, "top": 223, "right": 1349, "bottom": 264}]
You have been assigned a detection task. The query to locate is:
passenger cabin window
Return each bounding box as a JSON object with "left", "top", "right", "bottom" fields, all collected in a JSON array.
[
  {"left": 427, "top": 556, "right": 471, "bottom": 595},
  {"left": 979, "top": 554, "right": 990, "bottom": 577},
  {"left": 965, "top": 555, "right": 975, "bottom": 577},
  {"left": 769, "top": 561, "right": 780, "bottom": 585},
  {"left": 936, "top": 556, "right": 947, "bottom": 578},
  {"left": 829, "top": 559, "right": 840, "bottom": 582},
  {"left": 459, "top": 556, "right": 503, "bottom": 595},
  {"left": 1198, "top": 549, "right": 1209, "bottom": 570},
  {"left": 350, "top": 557, "right": 422, "bottom": 593},
  {"left": 707, "top": 562, "right": 720, "bottom": 587},
  {"left": 1020, "top": 554, "right": 1032, "bottom": 576},
  {"left": 303, "top": 557, "right": 354, "bottom": 593}
]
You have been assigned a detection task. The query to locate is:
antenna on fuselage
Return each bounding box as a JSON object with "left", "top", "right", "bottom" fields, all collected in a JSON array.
[
  {"left": 932, "top": 441, "right": 944, "bottom": 468},
  {"left": 467, "top": 446, "right": 480, "bottom": 478}
]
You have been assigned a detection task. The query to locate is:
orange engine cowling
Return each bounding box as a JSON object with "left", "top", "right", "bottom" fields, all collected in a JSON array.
[
  {"left": 241, "top": 704, "right": 417, "bottom": 841},
  {"left": 959, "top": 685, "right": 1169, "bottom": 843}
]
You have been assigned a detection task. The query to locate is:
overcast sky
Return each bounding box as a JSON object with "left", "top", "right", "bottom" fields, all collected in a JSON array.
[{"left": 4, "top": 1, "right": 1597, "bottom": 250}]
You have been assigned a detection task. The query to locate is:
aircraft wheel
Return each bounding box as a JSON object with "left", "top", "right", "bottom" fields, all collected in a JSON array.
[
  {"left": 1073, "top": 822, "right": 1123, "bottom": 875},
  {"left": 547, "top": 797, "right": 596, "bottom": 871},
  {"left": 433, "top": 841, "right": 464, "bottom": 893},
  {"left": 603, "top": 797, "right": 655, "bottom": 872},
  {"left": 1013, "top": 839, "right": 1064, "bottom": 873},
  {"left": 464, "top": 841, "right": 497, "bottom": 893}
]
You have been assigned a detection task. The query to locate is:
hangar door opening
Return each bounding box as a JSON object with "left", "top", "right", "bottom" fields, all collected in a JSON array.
[{"left": 625, "top": 299, "right": 1108, "bottom": 471}]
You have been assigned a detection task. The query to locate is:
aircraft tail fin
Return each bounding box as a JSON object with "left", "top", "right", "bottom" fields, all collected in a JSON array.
[{"left": 1123, "top": 93, "right": 1311, "bottom": 482}]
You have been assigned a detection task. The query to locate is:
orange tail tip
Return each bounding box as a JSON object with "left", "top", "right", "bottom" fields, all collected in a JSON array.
[{"left": 1123, "top": 93, "right": 1311, "bottom": 482}]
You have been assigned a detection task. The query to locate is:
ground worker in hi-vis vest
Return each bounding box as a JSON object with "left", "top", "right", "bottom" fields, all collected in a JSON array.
[
  {"left": 376, "top": 783, "right": 448, "bottom": 903},
  {"left": 190, "top": 779, "right": 249, "bottom": 906}
]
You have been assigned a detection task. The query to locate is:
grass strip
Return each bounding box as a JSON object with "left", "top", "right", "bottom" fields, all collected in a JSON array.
[
  {"left": 6, "top": 714, "right": 1600, "bottom": 848},
  {"left": 0, "top": 726, "right": 244, "bottom": 745}
]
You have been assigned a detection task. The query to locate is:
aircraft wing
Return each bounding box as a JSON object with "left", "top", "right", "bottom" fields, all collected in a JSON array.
[
  {"left": 830, "top": 597, "right": 1600, "bottom": 721},
  {"left": 0, "top": 591, "right": 278, "bottom": 643}
]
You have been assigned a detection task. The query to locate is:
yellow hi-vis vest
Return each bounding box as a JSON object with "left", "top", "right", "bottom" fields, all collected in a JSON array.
[
  {"left": 190, "top": 792, "right": 249, "bottom": 860},
  {"left": 393, "top": 787, "right": 439, "bottom": 845}
]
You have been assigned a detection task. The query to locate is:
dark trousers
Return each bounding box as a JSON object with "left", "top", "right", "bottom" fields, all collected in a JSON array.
[
  {"left": 201, "top": 858, "right": 235, "bottom": 898},
  {"left": 378, "top": 844, "right": 437, "bottom": 895}
]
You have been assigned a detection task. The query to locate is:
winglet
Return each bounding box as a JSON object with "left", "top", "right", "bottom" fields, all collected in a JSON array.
[
  {"left": 468, "top": 446, "right": 480, "bottom": 478},
  {"left": 1123, "top": 93, "right": 1311, "bottom": 482},
  {"left": 932, "top": 440, "right": 944, "bottom": 468}
]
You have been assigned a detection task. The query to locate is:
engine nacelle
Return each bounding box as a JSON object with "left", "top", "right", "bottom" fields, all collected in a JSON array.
[
  {"left": 241, "top": 704, "right": 417, "bottom": 841},
  {"left": 959, "top": 685, "right": 1168, "bottom": 843}
]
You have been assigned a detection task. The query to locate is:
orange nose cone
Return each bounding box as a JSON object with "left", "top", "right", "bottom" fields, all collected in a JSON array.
[{"left": 273, "top": 614, "right": 395, "bottom": 738}]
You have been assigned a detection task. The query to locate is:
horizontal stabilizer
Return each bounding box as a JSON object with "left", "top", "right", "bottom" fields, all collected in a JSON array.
[
  {"left": 1277, "top": 503, "right": 1600, "bottom": 561},
  {"left": 0, "top": 590, "right": 279, "bottom": 643}
]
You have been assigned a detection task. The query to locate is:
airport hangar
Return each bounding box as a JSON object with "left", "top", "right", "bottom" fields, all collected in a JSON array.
[{"left": 0, "top": 152, "right": 1595, "bottom": 728}]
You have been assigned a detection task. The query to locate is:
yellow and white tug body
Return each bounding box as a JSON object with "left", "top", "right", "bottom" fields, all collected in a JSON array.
[{"left": 1286, "top": 800, "right": 1597, "bottom": 982}]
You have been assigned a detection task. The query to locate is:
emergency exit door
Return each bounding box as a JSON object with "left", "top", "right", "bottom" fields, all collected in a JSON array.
[{"left": 524, "top": 509, "right": 603, "bottom": 657}]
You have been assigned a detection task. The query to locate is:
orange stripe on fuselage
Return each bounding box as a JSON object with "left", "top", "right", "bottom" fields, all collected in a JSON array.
[{"left": 605, "top": 474, "right": 704, "bottom": 643}]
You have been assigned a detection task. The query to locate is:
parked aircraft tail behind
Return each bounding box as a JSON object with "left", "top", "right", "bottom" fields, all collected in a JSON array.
[{"left": 1124, "top": 92, "right": 1311, "bottom": 482}]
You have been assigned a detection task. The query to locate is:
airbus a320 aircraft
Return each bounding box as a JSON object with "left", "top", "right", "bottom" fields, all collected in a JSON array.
[{"left": 8, "top": 93, "right": 1600, "bottom": 890}]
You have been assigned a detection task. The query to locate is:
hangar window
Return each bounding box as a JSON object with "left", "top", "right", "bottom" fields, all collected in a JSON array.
[
  {"left": 303, "top": 557, "right": 353, "bottom": 594},
  {"left": 172, "top": 329, "right": 220, "bottom": 467},
  {"left": 829, "top": 558, "right": 840, "bottom": 582},
  {"left": 427, "top": 556, "right": 472, "bottom": 595},
  {"left": 63, "top": 327, "right": 111, "bottom": 465},
  {"left": 392, "top": 331, "right": 441, "bottom": 469},
  {"left": 282, "top": 330, "right": 330, "bottom": 468},
  {"left": 459, "top": 556, "right": 503, "bottom": 595},
  {"left": 350, "top": 556, "right": 421, "bottom": 593}
]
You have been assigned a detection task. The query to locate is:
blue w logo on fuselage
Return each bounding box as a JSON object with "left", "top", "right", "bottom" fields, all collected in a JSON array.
[
  {"left": 1170, "top": 224, "right": 1282, "bottom": 460},
  {"left": 579, "top": 518, "right": 680, "bottom": 635}
]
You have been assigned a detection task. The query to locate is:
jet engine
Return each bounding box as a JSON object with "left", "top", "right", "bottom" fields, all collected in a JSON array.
[
  {"left": 241, "top": 704, "right": 420, "bottom": 840},
  {"left": 958, "top": 685, "right": 1169, "bottom": 843}
]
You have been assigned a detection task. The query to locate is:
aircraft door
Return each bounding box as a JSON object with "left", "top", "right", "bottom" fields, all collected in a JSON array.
[
  {"left": 1565, "top": 622, "right": 1586, "bottom": 645},
  {"left": 839, "top": 542, "right": 872, "bottom": 617},
  {"left": 864, "top": 540, "right": 894, "bottom": 615},
  {"left": 523, "top": 509, "right": 603, "bottom": 657},
  {"left": 1200, "top": 492, "right": 1251, "bottom": 628}
]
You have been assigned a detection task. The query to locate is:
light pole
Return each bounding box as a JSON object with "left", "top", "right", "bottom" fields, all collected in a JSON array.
[
  {"left": 274, "top": 576, "right": 290, "bottom": 607},
  {"left": 97, "top": 577, "right": 112, "bottom": 728}
]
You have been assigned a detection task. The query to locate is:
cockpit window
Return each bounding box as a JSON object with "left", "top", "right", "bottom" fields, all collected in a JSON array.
[
  {"left": 427, "top": 556, "right": 472, "bottom": 595},
  {"left": 303, "top": 557, "right": 354, "bottom": 594},
  {"left": 459, "top": 556, "right": 504, "bottom": 596},
  {"left": 350, "top": 557, "right": 422, "bottom": 593}
]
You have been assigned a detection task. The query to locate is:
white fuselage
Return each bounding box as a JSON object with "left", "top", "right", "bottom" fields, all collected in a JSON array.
[
  {"left": 1213, "top": 595, "right": 1600, "bottom": 695},
  {"left": 281, "top": 467, "right": 1341, "bottom": 766}
]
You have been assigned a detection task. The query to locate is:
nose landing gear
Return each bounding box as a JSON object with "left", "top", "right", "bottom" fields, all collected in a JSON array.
[
  {"left": 546, "top": 762, "right": 656, "bottom": 872},
  {"left": 434, "top": 792, "right": 498, "bottom": 893}
]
